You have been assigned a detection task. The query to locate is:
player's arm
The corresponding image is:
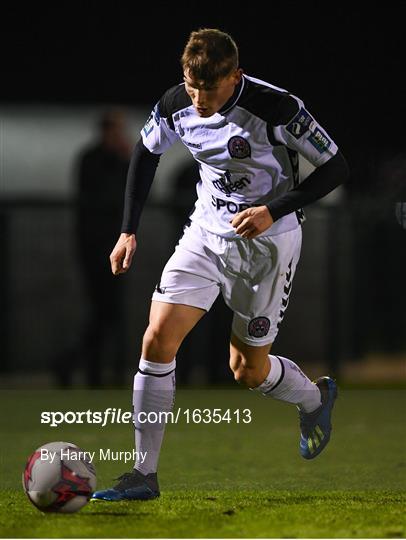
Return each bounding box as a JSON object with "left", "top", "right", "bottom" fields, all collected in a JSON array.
[
  {"left": 266, "top": 95, "right": 349, "bottom": 222},
  {"left": 110, "top": 95, "right": 179, "bottom": 274},
  {"left": 265, "top": 149, "right": 349, "bottom": 222},
  {"left": 232, "top": 96, "right": 349, "bottom": 238},
  {"left": 110, "top": 139, "right": 161, "bottom": 275}
]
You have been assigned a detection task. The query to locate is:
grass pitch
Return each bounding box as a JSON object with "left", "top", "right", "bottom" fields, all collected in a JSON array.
[{"left": 0, "top": 387, "right": 405, "bottom": 538}]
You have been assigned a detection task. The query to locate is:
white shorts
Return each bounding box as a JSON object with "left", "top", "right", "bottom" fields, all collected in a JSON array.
[{"left": 152, "top": 221, "right": 302, "bottom": 346}]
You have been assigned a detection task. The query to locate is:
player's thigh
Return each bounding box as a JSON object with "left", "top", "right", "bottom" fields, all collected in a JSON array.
[
  {"left": 225, "top": 227, "right": 302, "bottom": 347},
  {"left": 148, "top": 300, "right": 206, "bottom": 341},
  {"left": 142, "top": 301, "right": 206, "bottom": 361},
  {"left": 152, "top": 222, "right": 223, "bottom": 311}
]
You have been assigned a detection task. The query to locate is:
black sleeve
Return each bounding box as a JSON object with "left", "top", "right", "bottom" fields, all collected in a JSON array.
[
  {"left": 120, "top": 139, "right": 161, "bottom": 234},
  {"left": 273, "top": 94, "right": 300, "bottom": 125},
  {"left": 266, "top": 151, "right": 350, "bottom": 222}
]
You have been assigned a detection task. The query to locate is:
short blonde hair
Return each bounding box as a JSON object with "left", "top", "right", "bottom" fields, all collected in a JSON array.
[{"left": 181, "top": 28, "right": 239, "bottom": 88}]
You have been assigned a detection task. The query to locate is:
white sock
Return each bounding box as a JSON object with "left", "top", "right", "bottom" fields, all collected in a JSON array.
[
  {"left": 132, "top": 357, "right": 176, "bottom": 475},
  {"left": 253, "top": 355, "right": 321, "bottom": 413}
]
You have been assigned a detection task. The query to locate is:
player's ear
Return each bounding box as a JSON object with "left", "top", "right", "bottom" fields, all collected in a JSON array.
[{"left": 233, "top": 68, "right": 243, "bottom": 85}]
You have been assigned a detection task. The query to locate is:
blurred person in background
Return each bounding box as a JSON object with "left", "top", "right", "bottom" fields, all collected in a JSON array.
[{"left": 55, "top": 109, "right": 132, "bottom": 387}]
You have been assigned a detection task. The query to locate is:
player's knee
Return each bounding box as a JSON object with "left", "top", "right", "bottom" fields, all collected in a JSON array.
[
  {"left": 229, "top": 349, "right": 242, "bottom": 375},
  {"left": 233, "top": 364, "right": 258, "bottom": 387},
  {"left": 229, "top": 349, "right": 245, "bottom": 381},
  {"left": 230, "top": 348, "right": 268, "bottom": 387},
  {"left": 230, "top": 353, "right": 255, "bottom": 386},
  {"left": 142, "top": 324, "right": 178, "bottom": 361}
]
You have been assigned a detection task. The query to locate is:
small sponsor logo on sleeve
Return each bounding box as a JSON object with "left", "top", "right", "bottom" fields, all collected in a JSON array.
[
  {"left": 143, "top": 105, "right": 160, "bottom": 137},
  {"left": 153, "top": 105, "right": 161, "bottom": 126},
  {"left": 307, "top": 127, "right": 331, "bottom": 154},
  {"left": 142, "top": 113, "right": 154, "bottom": 137},
  {"left": 286, "top": 108, "right": 314, "bottom": 139}
]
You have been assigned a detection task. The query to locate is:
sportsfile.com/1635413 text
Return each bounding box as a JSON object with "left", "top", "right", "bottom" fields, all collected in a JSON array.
[{"left": 40, "top": 408, "right": 253, "bottom": 427}]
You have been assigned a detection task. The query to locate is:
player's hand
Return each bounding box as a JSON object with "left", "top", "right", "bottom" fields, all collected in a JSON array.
[
  {"left": 231, "top": 205, "right": 274, "bottom": 239},
  {"left": 110, "top": 233, "right": 137, "bottom": 275}
]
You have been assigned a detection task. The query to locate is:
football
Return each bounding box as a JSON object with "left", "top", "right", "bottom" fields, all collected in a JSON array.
[{"left": 22, "top": 441, "right": 96, "bottom": 513}]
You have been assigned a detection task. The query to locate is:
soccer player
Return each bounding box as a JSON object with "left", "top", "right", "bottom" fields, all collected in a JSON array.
[{"left": 92, "top": 28, "right": 349, "bottom": 501}]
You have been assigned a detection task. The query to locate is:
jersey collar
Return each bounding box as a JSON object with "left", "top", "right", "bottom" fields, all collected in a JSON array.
[{"left": 218, "top": 76, "right": 245, "bottom": 115}]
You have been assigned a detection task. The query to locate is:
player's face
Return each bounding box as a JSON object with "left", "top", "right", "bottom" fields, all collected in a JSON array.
[{"left": 184, "top": 69, "right": 242, "bottom": 117}]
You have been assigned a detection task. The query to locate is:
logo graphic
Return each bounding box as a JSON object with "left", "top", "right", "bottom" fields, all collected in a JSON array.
[
  {"left": 248, "top": 317, "right": 270, "bottom": 338},
  {"left": 143, "top": 104, "right": 160, "bottom": 137},
  {"left": 286, "top": 108, "right": 314, "bottom": 139},
  {"left": 212, "top": 174, "right": 251, "bottom": 197},
  {"left": 184, "top": 139, "right": 201, "bottom": 149},
  {"left": 211, "top": 196, "right": 260, "bottom": 214},
  {"left": 155, "top": 282, "right": 166, "bottom": 295},
  {"left": 174, "top": 111, "right": 190, "bottom": 139},
  {"left": 23, "top": 451, "right": 42, "bottom": 490},
  {"left": 153, "top": 105, "right": 161, "bottom": 126},
  {"left": 142, "top": 113, "right": 154, "bottom": 137},
  {"left": 51, "top": 462, "right": 92, "bottom": 510},
  {"left": 307, "top": 128, "right": 331, "bottom": 153},
  {"left": 228, "top": 136, "right": 251, "bottom": 159}
]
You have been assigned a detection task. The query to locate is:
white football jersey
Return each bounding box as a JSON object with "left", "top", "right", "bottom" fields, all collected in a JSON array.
[{"left": 141, "top": 74, "right": 338, "bottom": 238}]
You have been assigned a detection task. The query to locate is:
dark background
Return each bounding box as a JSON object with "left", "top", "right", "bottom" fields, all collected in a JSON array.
[
  {"left": 1, "top": 2, "right": 405, "bottom": 385},
  {"left": 4, "top": 3, "right": 406, "bottom": 190},
  {"left": 3, "top": 5, "right": 404, "bottom": 107}
]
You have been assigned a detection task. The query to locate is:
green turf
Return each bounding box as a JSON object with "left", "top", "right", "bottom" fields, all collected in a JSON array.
[{"left": 1, "top": 387, "right": 405, "bottom": 538}]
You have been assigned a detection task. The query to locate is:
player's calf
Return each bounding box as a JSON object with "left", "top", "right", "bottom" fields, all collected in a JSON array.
[{"left": 249, "top": 354, "right": 338, "bottom": 458}]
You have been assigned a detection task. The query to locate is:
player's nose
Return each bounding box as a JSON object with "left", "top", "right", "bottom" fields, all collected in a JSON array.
[{"left": 195, "top": 90, "right": 206, "bottom": 106}]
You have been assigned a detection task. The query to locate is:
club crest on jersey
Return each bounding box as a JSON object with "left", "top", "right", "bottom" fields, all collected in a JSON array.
[
  {"left": 227, "top": 136, "right": 251, "bottom": 159},
  {"left": 248, "top": 317, "right": 270, "bottom": 338},
  {"left": 286, "top": 108, "right": 313, "bottom": 139}
]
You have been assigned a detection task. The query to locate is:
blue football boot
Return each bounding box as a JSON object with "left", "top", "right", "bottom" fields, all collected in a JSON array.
[
  {"left": 91, "top": 469, "right": 160, "bottom": 501},
  {"left": 299, "top": 376, "right": 337, "bottom": 459}
]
